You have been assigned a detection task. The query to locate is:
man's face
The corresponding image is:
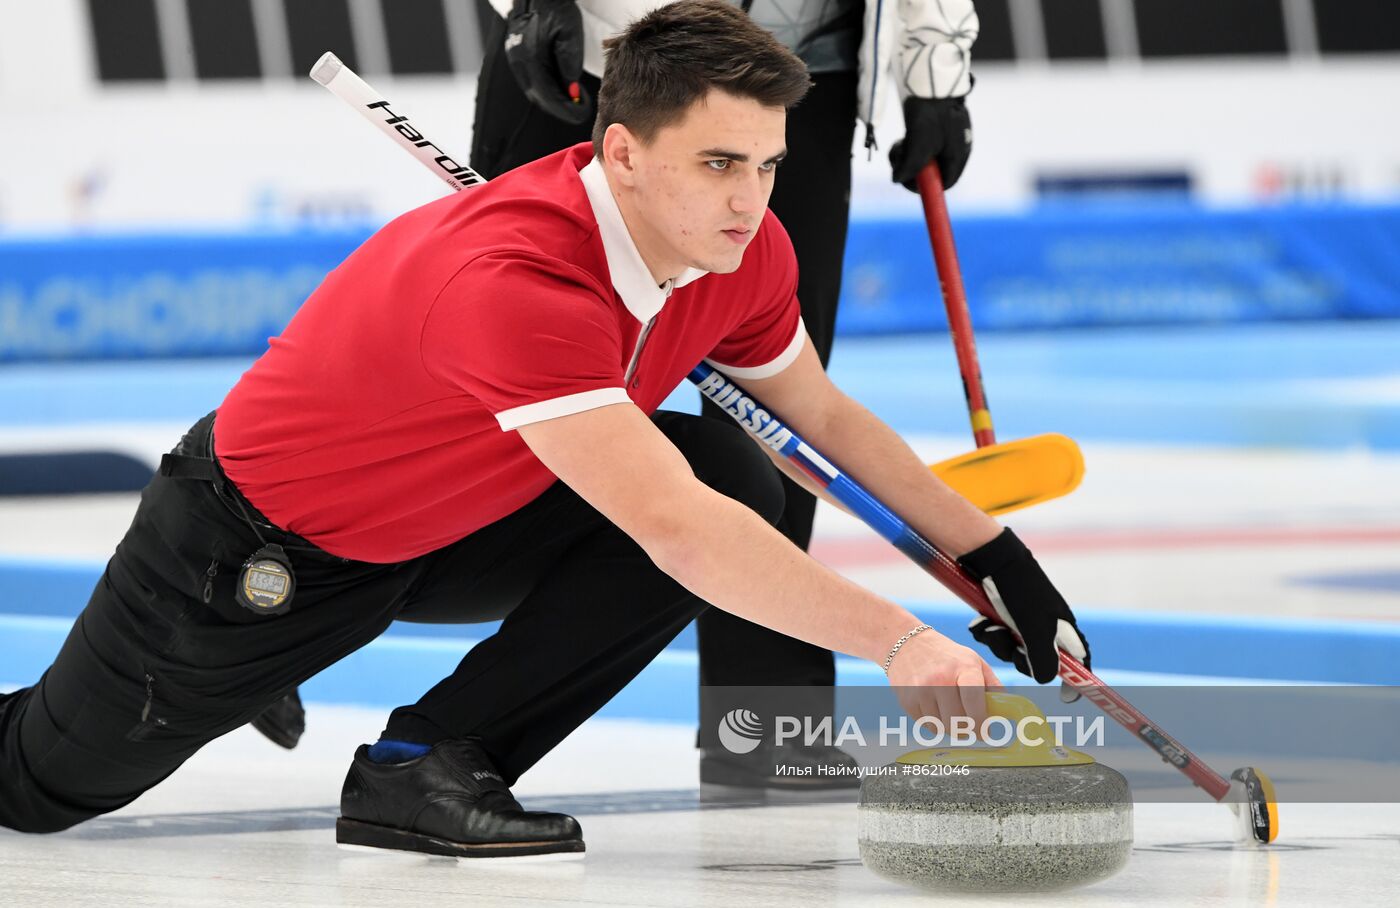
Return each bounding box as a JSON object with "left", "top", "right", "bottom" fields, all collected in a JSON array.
[{"left": 616, "top": 89, "right": 787, "bottom": 277}]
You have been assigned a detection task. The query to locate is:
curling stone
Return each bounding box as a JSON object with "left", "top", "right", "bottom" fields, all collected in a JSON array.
[{"left": 858, "top": 692, "right": 1132, "bottom": 893}]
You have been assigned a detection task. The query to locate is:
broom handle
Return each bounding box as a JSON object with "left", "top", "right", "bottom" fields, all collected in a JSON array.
[
  {"left": 918, "top": 163, "right": 996, "bottom": 448},
  {"left": 691, "top": 362, "right": 1234, "bottom": 803}
]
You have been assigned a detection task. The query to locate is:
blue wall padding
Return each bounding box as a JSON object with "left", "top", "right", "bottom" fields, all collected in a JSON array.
[
  {"left": 0, "top": 230, "right": 363, "bottom": 362},
  {"left": 837, "top": 203, "right": 1400, "bottom": 334},
  {"left": 4, "top": 203, "right": 1400, "bottom": 362}
]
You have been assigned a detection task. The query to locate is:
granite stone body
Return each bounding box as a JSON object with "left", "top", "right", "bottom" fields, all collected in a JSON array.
[{"left": 858, "top": 762, "right": 1133, "bottom": 893}]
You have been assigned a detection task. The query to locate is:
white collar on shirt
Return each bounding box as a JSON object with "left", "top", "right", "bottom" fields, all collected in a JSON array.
[{"left": 579, "top": 156, "right": 708, "bottom": 324}]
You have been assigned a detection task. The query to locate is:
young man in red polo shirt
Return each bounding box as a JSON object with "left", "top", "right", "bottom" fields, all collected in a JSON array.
[{"left": 0, "top": 0, "right": 1087, "bottom": 858}]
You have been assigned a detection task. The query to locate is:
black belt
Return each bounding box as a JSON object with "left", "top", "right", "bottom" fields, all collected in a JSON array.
[
  {"left": 159, "top": 423, "right": 314, "bottom": 542},
  {"left": 159, "top": 450, "right": 292, "bottom": 541}
]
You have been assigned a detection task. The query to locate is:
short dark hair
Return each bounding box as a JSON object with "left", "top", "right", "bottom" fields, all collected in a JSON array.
[{"left": 591, "top": 0, "right": 811, "bottom": 157}]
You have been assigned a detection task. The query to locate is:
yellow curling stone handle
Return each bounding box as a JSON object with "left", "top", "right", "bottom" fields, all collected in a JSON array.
[{"left": 895, "top": 692, "right": 1096, "bottom": 769}]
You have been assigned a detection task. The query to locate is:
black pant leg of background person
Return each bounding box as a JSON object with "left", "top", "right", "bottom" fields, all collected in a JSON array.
[
  {"left": 695, "top": 72, "right": 859, "bottom": 742},
  {"left": 385, "top": 411, "right": 785, "bottom": 785},
  {"left": 470, "top": 0, "right": 599, "bottom": 179}
]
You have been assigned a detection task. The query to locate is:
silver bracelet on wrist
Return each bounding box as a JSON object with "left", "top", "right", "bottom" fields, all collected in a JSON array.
[{"left": 882, "top": 624, "right": 932, "bottom": 676}]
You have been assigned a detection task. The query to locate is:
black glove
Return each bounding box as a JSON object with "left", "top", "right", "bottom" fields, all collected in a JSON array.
[
  {"left": 889, "top": 95, "right": 972, "bottom": 192},
  {"left": 504, "top": 0, "right": 593, "bottom": 125},
  {"left": 958, "top": 528, "right": 1090, "bottom": 700}
]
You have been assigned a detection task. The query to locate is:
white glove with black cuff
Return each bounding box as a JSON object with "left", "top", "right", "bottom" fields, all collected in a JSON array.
[{"left": 888, "top": 0, "right": 977, "bottom": 191}]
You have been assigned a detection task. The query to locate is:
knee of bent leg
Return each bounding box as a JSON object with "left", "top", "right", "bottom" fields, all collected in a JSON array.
[
  {"left": 5, "top": 814, "right": 83, "bottom": 835},
  {"left": 0, "top": 763, "right": 98, "bottom": 833},
  {"left": 686, "top": 421, "right": 786, "bottom": 527},
  {"left": 0, "top": 794, "right": 89, "bottom": 834}
]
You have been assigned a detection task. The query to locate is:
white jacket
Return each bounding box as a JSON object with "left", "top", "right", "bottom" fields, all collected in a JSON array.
[{"left": 486, "top": 0, "right": 976, "bottom": 129}]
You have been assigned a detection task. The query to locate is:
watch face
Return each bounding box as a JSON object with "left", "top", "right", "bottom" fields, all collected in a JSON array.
[{"left": 238, "top": 552, "right": 294, "bottom": 614}]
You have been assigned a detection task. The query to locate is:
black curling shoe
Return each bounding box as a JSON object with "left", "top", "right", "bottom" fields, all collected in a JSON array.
[
  {"left": 250, "top": 689, "right": 306, "bottom": 750},
  {"left": 337, "top": 739, "right": 585, "bottom": 859}
]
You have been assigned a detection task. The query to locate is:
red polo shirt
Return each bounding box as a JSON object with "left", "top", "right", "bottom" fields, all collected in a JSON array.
[{"left": 214, "top": 143, "right": 803, "bottom": 563}]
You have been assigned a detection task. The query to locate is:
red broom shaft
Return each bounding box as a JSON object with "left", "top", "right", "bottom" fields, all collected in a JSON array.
[{"left": 918, "top": 163, "right": 996, "bottom": 448}]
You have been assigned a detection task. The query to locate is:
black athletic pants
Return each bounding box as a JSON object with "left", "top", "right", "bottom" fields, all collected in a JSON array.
[
  {"left": 470, "top": 4, "right": 859, "bottom": 741},
  {"left": 0, "top": 410, "right": 783, "bottom": 833}
]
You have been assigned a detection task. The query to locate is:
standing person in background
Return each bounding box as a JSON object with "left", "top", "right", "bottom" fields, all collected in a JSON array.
[{"left": 252, "top": 0, "right": 981, "bottom": 790}]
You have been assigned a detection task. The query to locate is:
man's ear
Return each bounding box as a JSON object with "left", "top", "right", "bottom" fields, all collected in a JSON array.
[{"left": 602, "top": 123, "right": 642, "bottom": 189}]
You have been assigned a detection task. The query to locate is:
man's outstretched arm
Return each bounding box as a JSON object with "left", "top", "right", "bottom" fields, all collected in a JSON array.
[
  {"left": 738, "top": 335, "right": 1001, "bottom": 556},
  {"left": 737, "top": 334, "right": 1092, "bottom": 688},
  {"left": 515, "top": 400, "right": 999, "bottom": 726}
]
